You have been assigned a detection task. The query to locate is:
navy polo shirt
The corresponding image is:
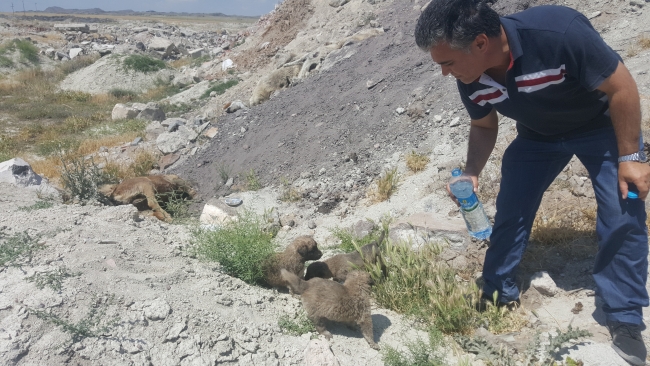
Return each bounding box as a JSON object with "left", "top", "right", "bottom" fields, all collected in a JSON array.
[{"left": 457, "top": 5, "right": 622, "bottom": 141}]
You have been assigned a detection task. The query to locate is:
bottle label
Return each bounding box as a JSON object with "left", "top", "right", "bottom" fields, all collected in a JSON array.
[{"left": 458, "top": 194, "right": 479, "bottom": 212}]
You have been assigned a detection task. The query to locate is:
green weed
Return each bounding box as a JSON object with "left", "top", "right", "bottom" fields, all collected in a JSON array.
[
  {"left": 245, "top": 169, "right": 262, "bottom": 191},
  {"left": 330, "top": 221, "right": 384, "bottom": 253},
  {"left": 382, "top": 328, "right": 447, "bottom": 366},
  {"left": 0, "top": 229, "right": 43, "bottom": 267},
  {"left": 157, "top": 190, "right": 192, "bottom": 220},
  {"left": 278, "top": 311, "right": 316, "bottom": 336},
  {"left": 123, "top": 54, "right": 166, "bottom": 73},
  {"left": 30, "top": 294, "right": 118, "bottom": 344},
  {"left": 193, "top": 212, "right": 277, "bottom": 284},
  {"left": 201, "top": 79, "right": 239, "bottom": 98},
  {"left": 109, "top": 88, "right": 138, "bottom": 100},
  {"left": 26, "top": 267, "right": 79, "bottom": 291},
  {"left": 59, "top": 155, "right": 112, "bottom": 203},
  {"left": 19, "top": 200, "right": 54, "bottom": 211}
]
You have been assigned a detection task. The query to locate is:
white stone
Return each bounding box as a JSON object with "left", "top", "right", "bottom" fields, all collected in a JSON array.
[
  {"left": 531, "top": 271, "right": 559, "bottom": 297},
  {"left": 143, "top": 298, "right": 171, "bottom": 321},
  {"left": 0, "top": 158, "right": 42, "bottom": 187},
  {"left": 69, "top": 48, "right": 83, "bottom": 59},
  {"left": 199, "top": 198, "right": 239, "bottom": 226},
  {"left": 111, "top": 103, "right": 139, "bottom": 120},
  {"left": 221, "top": 59, "right": 234, "bottom": 71}
]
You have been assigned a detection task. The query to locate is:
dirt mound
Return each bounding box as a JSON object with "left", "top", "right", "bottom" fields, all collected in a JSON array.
[
  {"left": 491, "top": 0, "right": 558, "bottom": 15},
  {"left": 231, "top": 0, "right": 314, "bottom": 72}
]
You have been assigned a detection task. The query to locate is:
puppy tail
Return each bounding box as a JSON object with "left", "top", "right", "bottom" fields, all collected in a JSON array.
[{"left": 280, "top": 269, "right": 309, "bottom": 295}]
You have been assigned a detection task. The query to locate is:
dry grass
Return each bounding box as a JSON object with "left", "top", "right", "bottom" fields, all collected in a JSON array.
[
  {"left": 405, "top": 150, "right": 430, "bottom": 173},
  {"left": 638, "top": 34, "right": 650, "bottom": 50},
  {"left": 367, "top": 167, "right": 400, "bottom": 203},
  {"left": 170, "top": 58, "right": 191, "bottom": 69}
]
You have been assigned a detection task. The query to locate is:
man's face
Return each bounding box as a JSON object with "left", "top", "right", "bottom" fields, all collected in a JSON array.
[{"left": 429, "top": 40, "right": 486, "bottom": 84}]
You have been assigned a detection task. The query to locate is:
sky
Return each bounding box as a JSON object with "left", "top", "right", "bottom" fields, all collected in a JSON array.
[{"left": 1, "top": 0, "right": 280, "bottom": 16}]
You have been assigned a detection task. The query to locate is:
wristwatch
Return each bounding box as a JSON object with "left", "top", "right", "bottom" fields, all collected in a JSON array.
[{"left": 618, "top": 151, "right": 648, "bottom": 163}]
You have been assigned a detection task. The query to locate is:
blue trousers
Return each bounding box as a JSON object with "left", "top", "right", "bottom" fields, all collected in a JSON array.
[{"left": 483, "top": 127, "right": 649, "bottom": 325}]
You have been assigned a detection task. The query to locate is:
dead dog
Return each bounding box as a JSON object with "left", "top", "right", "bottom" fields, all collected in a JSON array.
[
  {"left": 263, "top": 235, "right": 322, "bottom": 288},
  {"left": 305, "top": 230, "right": 386, "bottom": 282},
  {"left": 281, "top": 269, "right": 379, "bottom": 350},
  {"left": 98, "top": 175, "right": 196, "bottom": 223}
]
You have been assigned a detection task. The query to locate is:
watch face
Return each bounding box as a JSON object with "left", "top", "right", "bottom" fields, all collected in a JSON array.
[{"left": 640, "top": 151, "right": 648, "bottom": 162}]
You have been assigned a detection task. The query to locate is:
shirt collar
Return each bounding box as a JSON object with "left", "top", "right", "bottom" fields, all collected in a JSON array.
[{"left": 500, "top": 17, "right": 524, "bottom": 63}]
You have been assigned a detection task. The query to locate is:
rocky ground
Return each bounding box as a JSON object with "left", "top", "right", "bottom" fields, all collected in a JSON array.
[{"left": 2, "top": 0, "right": 650, "bottom": 365}]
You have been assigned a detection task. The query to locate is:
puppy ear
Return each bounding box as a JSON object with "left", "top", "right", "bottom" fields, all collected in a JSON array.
[{"left": 297, "top": 244, "right": 309, "bottom": 257}]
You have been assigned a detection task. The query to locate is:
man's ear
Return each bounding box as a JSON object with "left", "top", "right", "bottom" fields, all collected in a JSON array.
[{"left": 474, "top": 34, "right": 489, "bottom": 52}]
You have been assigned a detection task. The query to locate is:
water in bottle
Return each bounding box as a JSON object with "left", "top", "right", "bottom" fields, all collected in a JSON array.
[{"left": 449, "top": 168, "right": 492, "bottom": 240}]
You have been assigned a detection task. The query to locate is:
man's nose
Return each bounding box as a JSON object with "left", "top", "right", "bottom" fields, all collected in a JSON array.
[{"left": 441, "top": 65, "right": 450, "bottom": 76}]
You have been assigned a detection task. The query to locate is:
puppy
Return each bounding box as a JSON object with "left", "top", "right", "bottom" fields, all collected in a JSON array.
[
  {"left": 305, "top": 230, "right": 386, "bottom": 282},
  {"left": 263, "top": 235, "right": 322, "bottom": 288},
  {"left": 281, "top": 269, "right": 379, "bottom": 350}
]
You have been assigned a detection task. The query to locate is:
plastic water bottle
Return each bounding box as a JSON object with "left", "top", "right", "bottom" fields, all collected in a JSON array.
[{"left": 449, "top": 168, "right": 492, "bottom": 240}]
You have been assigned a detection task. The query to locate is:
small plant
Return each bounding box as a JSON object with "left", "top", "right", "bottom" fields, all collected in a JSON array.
[
  {"left": 279, "top": 178, "right": 302, "bottom": 202},
  {"left": 278, "top": 311, "right": 316, "bottom": 336},
  {"left": 201, "top": 79, "right": 239, "bottom": 98},
  {"left": 128, "top": 150, "right": 158, "bottom": 177},
  {"left": 193, "top": 212, "right": 277, "bottom": 284},
  {"left": 382, "top": 328, "right": 447, "bottom": 366},
  {"left": 161, "top": 102, "right": 192, "bottom": 115},
  {"left": 26, "top": 267, "right": 79, "bottom": 291},
  {"left": 123, "top": 54, "right": 166, "bottom": 73},
  {"left": 0, "top": 229, "right": 43, "bottom": 267},
  {"left": 19, "top": 200, "right": 54, "bottom": 211},
  {"left": 59, "top": 55, "right": 99, "bottom": 75},
  {"left": 246, "top": 169, "right": 262, "bottom": 191},
  {"left": 191, "top": 55, "right": 211, "bottom": 67},
  {"left": 0, "top": 55, "right": 13, "bottom": 68},
  {"left": 59, "top": 155, "right": 111, "bottom": 203},
  {"left": 457, "top": 325, "right": 591, "bottom": 366},
  {"left": 368, "top": 167, "right": 400, "bottom": 202},
  {"left": 330, "top": 222, "right": 384, "bottom": 253},
  {"left": 15, "top": 39, "right": 39, "bottom": 64},
  {"left": 30, "top": 294, "right": 117, "bottom": 344},
  {"left": 157, "top": 190, "right": 192, "bottom": 220},
  {"left": 218, "top": 164, "right": 231, "bottom": 184},
  {"left": 406, "top": 151, "right": 430, "bottom": 173},
  {"left": 109, "top": 88, "right": 138, "bottom": 100}
]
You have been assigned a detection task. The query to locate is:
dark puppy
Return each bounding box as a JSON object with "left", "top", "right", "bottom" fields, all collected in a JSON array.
[
  {"left": 305, "top": 231, "right": 386, "bottom": 282},
  {"left": 281, "top": 269, "right": 379, "bottom": 350},
  {"left": 263, "top": 235, "right": 322, "bottom": 288}
]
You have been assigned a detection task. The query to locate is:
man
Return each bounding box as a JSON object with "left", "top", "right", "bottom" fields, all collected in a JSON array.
[{"left": 415, "top": 1, "right": 650, "bottom": 365}]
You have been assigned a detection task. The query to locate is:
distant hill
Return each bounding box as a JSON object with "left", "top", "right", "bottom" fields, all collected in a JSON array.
[{"left": 42, "top": 6, "right": 244, "bottom": 17}]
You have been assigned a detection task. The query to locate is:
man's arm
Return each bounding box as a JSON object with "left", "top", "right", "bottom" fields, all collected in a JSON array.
[
  {"left": 447, "top": 108, "right": 499, "bottom": 201},
  {"left": 465, "top": 108, "right": 499, "bottom": 190},
  {"left": 596, "top": 61, "right": 650, "bottom": 200}
]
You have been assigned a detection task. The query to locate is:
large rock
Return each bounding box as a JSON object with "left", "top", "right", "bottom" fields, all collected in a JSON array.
[
  {"left": 199, "top": 198, "right": 239, "bottom": 226},
  {"left": 147, "top": 37, "right": 177, "bottom": 57},
  {"left": 0, "top": 158, "right": 42, "bottom": 187},
  {"left": 136, "top": 102, "right": 166, "bottom": 122},
  {"left": 155, "top": 125, "right": 199, "bottom": 154},
  {"left": 143, "top": 298, "right": 171, "bottom": 321},
  {"left": 111, "top": 103, "right": 139, "bottom": 120}
]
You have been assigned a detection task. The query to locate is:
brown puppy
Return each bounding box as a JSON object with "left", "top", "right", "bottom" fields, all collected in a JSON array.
[
  {"left": 98, "top": 175, "right": 196, "bottom": 223},
  {"left": 263, "top": 236, "right": 322, "bottom": 288},
  {"left": 281, "top": 269, "right": 379, "bottom": 350},
  {"left": 305, "top": 231, "right": 386, "bottom": 282}
]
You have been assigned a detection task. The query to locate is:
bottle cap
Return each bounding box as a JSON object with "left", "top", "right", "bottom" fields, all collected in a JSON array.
[
  {"left": 628, "top": 191, "right": 639, "bottom": 199},
  {"left": 451, "top": 168, "right": 461, "bottom": 177}
]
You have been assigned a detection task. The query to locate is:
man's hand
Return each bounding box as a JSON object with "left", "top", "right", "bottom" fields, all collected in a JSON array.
[
  {"left": 447, "top": 174, "right": 479, "bottom": 206},
  {"left": 619, "top": 161, "right": 650, "bottom": 200}
]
